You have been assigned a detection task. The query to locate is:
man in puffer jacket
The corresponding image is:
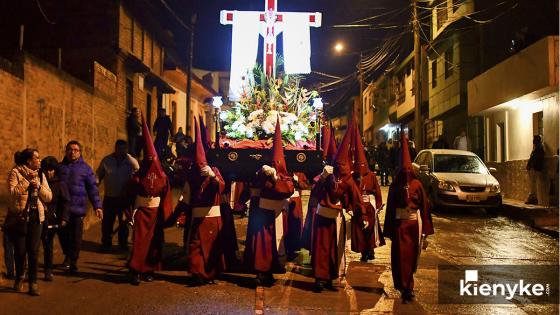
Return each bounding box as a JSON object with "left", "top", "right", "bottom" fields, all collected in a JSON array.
[{"left": 59, "top": 140, "right": 103, "bottom": 273}]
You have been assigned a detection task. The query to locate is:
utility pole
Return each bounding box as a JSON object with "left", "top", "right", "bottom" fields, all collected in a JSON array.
[
  {"left": 412, "top": 0, "right": 423, "bottom": 149},
  {"left": 359, "top": 52, "right": 364, "bottom": 134},
  {"left": 186, "top": 13, "right": 197, "bottom": 137}
]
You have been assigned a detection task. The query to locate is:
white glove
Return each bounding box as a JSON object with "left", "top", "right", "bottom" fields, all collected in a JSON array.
[
  {"left": 363, "top": 220, "right": 369, "bottom": 229},
  {"left": 200, "top": 165, "right": 215, "bottom": 178},
  {"left": 347, "top": 210, "right": 354, "bottom": 217},
  {"left": 261, "top": 165, "right": 277, "bottom": 178},
  {"left": 320, "top": 165, "right": 334, "bottom": 179},
  {"left": 293, "top": 174, "right": 299, "bottom": 183}
]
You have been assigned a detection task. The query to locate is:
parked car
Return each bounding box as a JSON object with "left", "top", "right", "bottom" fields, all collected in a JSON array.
[{"left": 412, "top": 149, "right": 502, "bottom": 213}]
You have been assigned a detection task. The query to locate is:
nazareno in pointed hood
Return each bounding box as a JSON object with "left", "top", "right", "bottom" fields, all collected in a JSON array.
[
  {"left": 271, "top": 115, "right": 289, "bottom": 177},
  {"left": 353, "top": 119, "right": 370, "bottom": 176},
  {"left": 394, "top": 130, "right": 420, "bottom": 208},
  {"left": 199, "top": 115, "right": 211, "bottom": 151},
  {"left": 333, "top": 119, "right": 354, "bottom": 179},
  {"left": 193, "top": 116, "right": 208, "bottom": 170},
  {"left": 138, "top": 113, "right": 168, "bottom": 196}
]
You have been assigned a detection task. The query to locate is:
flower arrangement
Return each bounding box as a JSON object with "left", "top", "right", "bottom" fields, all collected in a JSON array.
[{"left": 221, "top": 63, "right": 319, "bottom": 144}]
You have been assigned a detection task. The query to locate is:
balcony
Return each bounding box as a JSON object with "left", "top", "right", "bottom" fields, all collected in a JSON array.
[
  {"left": 432, "top": 0, "right": 474, "bottom": 40},
  {"left": 468, "top": 36, "right": 559, "bottom": 116}
]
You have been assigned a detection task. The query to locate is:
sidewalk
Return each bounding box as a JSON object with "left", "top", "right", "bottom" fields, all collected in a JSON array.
[{"left": 500, "top": 198, "right": 559, "bottom": 238}]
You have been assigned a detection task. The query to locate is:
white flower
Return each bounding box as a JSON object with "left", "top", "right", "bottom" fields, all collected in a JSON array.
[
  {"left": 262, "top": 121, "right": 275, "bottom": 134},
  {"left": 248, "top": 109, "right": 264, "bottom": 122},
  {"left": 294, "top": 131, "right": 303, "bottom": 141},
  {"left": 220, "top": 111, "right": 229, "bottom": 121},
  {"left": 280, "top": 123, "right": 289, "bottom": 132},
  {"left": 246, "top": 128, "right": 254, "bottom": 138}
]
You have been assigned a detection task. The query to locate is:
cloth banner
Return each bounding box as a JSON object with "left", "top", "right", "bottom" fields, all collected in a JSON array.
[
  {"left": 229, "top": 11, "right": 261, "bottom": 101},
  {"left": 283, "top": 13, "right": 311, "bottom": 74}
]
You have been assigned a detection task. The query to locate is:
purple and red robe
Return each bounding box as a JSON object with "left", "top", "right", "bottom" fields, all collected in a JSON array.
[
  {"left": 244, "top": 171, "right": 294, "bottom": 274},
  {"left": 311, "top": 175, "right": 363, "bottom": 281},
  {"left": 220, "top": 179, "right": 239, "bottom": 270},
  {"left": 283, "top": 172, "right": 309, "bottom": 255},
  {"left": 383, "top": 179, "right": 434, "bottom": 292},
  {"left": 183, "top": 167, "right": 228, "bottom": 281},
  {"left": 351, "top": 171, "right": 385, "bottom": 254},
  {"left": 300, "top": 174, "right": 324, "bottom": 251},
  {"left": 128, "top": 177, "right": 173, "bottom": 273}
]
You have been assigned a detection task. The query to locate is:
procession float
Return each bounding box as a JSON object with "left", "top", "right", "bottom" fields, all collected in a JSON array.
[{"left": 204, "top": 0, "right": 325, "bottom": 181}]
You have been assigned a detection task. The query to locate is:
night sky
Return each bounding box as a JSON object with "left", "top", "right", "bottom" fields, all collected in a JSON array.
[{"left": 170, "top": 0, "right": 413, "bottom": 109}]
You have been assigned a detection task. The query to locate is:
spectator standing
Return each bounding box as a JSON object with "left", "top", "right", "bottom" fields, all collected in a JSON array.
[
  {"left": 526, "top": 135, "right": 545, "bottom": 205},
  {"left": 6, "top": 149, "right": 52, "bottom": 296},
  {"left": 127, "top": 108, "right": 143, "bottom": 157},
  {"left": 59, "top": 141, "right": 103, "bottom": 273},
  {"left": 173, "top": 127, "right": 186, "bottom": 143},
  {"left": 96, "top": 140, "right": 139, "bottom": 252},
  {"left": 40, "top": 156, "right": 71, "bottom": 282},
  {"left": 431, "top": 135, "right": 450, "bottom": 149},
  {"left": 453, "top": 129, "right": 471, "bottom": 151},
  {"left": 377, "top": 141, "right": 390, "bottom": 186},
  {"left": 153, "top": 108, "right": 173, "bottom": 157}
]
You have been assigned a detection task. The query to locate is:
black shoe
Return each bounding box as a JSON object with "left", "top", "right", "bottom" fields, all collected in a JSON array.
[
  {"left": 313, "top": 280, "right": 324, "bottom": 293},
  {"left": 402, "top": 289, "right": 414, "bottom": 302},
  {"left": 44, "top": 269, "right": 54, "bottom": 282},
  {"left": 28, "top": 283, "right": 40, "bottom": 296},
  {"left": 324, "top": 280, "right": 338, "bottom": 291},
  {"left": 144, "top": 273, "right": 155, "bottom": 282},
  {"left": 68, "top": 265, "right": 78, "bottom": 274},
  {"left": 130, "top": 272, "right": 141, "bottom": 286},
  {"left": 98, "top": 244, "right": 112, "bottom": 253},
  {"left": 360, "top": 253, "right": 368, "bottom": 262},
  {"left": 118, "top": 244, "right": 129, "bottom": 252},
  {"left": 62, "top": 256, "right": 71, "bottom": 270},
  {"left": 191, "top": 275, "right": 206, "bottom": 287},
  {"left": 13, "top": 279, "right": 24, "bottom": 292}
]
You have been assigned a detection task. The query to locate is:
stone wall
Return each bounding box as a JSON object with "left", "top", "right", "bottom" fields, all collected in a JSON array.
[{"left": 487, "top": 156, "right": 559, "bottom": 206}]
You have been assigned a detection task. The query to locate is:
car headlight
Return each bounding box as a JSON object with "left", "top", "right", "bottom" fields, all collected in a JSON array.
[
  {"left": 437, "top": 180, "right": 455, "bottom": 192},
  {"left": 489, "top": 183, "right": 501, "bottom": 193}
]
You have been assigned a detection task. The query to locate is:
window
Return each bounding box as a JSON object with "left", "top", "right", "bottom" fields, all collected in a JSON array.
[
  {"left": 126, "top": 79, "right": 133, "bottom": 110},
  {"left": 445, "top": 47, "right": 453, "bottom": 78},
  {"left": 431, "top": 60, "right": 438, "bottom": 88},
  {"left": 436, "top": 0, "right": 448, "bottom": 29},
  {"left": 533, "top": 111, "right": 543, "bottom": 136}
]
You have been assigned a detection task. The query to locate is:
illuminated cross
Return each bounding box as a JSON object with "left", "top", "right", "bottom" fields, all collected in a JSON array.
[
  {"left": 220, "top": 0, "right": 322, "bottom": 78},
  {"left": 147, "top": 172, "right": 158, "bottom": 189}
]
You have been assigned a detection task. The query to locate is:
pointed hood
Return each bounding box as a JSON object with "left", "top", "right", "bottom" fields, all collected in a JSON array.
[
  {"left": 353, "top": 120, "right": 370, "bottom": 176},
  {"left": 271, "top": 115, "right": 289, "bottom": 177},
  {"left": 193, "top": 116, "right": 208, "bottom": 169},
  {"left": 333, "top": 119, "right": 354, "bottom": 179},
  {"left": 399, "top": 131, "right": 412, "bottom": 171},
  {"left": 321, "top": 122, "right": 331, "bottom": 161},
  {"left": 199, "top": 116, "right": 211, "bottom": 151},
  {"left": 138, "top": 114, "right": 167, "bottom": 196}
]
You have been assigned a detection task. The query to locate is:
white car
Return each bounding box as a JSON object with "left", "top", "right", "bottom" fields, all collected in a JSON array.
[{"left": 412, "top": 149, "right": 502, "bottom": 212}]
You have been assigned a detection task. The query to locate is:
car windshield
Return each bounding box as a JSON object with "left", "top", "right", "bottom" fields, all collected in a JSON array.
[{"left": 433, "top": 154, "right": 488, "bottom": 174}]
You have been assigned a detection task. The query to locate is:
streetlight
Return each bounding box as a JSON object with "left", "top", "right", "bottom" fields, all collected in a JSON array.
[
  {"left": 212, "top": 96, "right": 223, "bottom": 148},
  {"left": 334, "top": 42, "right": 344, "bottom": 53}
]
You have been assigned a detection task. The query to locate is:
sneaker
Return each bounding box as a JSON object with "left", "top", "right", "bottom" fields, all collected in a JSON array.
[
  {"left": 68, "top": 265, "right": 78, "bottom": 274},
  {"left": 143, "top": 273, "right": 155, "bottom": 282},
  {"left": 28, "top": 283, "right": 40, "bottom": 296},
  {"left": 62, "top": 256, "right": 71, "bottom": 270}
]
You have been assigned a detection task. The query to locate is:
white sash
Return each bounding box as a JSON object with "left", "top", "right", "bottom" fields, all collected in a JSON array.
[
  {"left": 134, "top": 196, "right": 160, "bottom": 208},
  {"left": 192, "top": 205, "right": 221, "bottom": 218},
  {"left": 290, "top": 190, "right": 300, "bottom": 198}
]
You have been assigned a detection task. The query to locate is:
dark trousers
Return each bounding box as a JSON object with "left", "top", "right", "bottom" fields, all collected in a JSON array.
[
  {"left": 380, "top": 167, "right": 390, "bottom": 186},
  {"left": 3, "top": 230, "right": 15, "bottom": 277},
  {"left": 42, "top": 224, "right": 65, "bottom": 271},
  {"left": 12, "top": 222, "right": 42, "bottom": 283},
  {"left": 65, "top": 215, "right": 84, "bottom": 266},
  {"left": 101, "top": 197, "right": 130, "bottom": 248}
]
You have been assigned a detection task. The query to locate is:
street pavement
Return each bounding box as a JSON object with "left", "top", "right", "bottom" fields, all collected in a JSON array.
[{"left": 0, "top": 186, "right": 558, "bottom": 314}]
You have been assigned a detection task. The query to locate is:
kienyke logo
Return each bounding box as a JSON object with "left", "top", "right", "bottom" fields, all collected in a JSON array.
[{"left": 459, "top": 270, "right": 551, "bottom": 300}]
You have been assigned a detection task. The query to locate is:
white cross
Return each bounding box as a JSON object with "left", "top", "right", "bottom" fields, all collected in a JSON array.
[{"left": 220, "top": 0, "right": 322, "bottom": 78}]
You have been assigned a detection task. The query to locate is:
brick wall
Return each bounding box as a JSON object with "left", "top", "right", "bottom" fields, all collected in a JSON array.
[{"left": 0, "top": 53, "right": 125, "bottom": 229}]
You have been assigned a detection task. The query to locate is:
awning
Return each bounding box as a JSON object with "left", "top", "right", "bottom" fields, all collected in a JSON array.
[{"left": 145, "top": 71, "right": 175, "bottom": 94}]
